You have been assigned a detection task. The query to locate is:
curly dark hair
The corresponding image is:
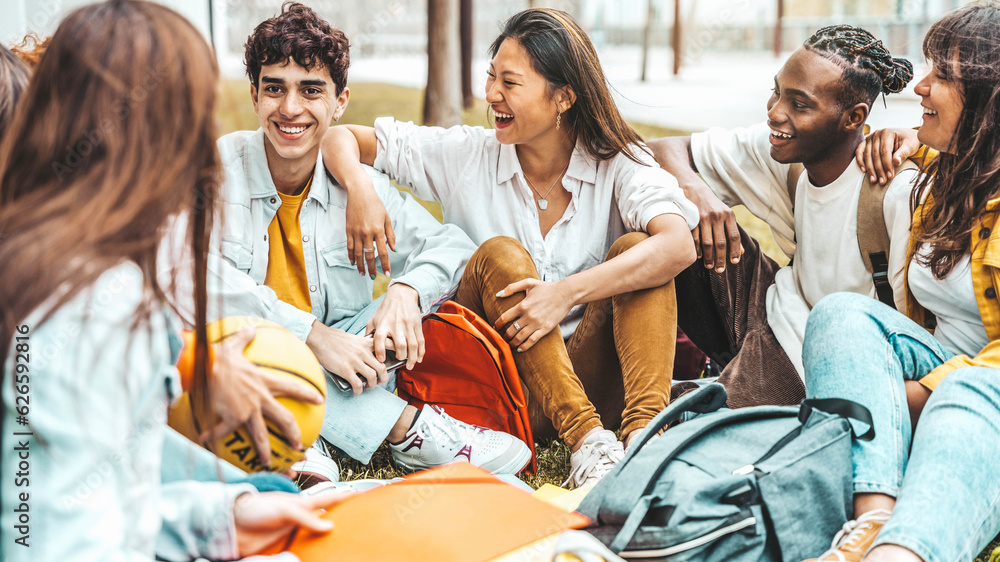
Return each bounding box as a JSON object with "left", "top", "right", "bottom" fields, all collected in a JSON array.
[
  {"left": 244, "top": 2, "right": 350, "bottom": 94},
  {"left": 804, "top": 25, "right": 914, "bottom": 110}
]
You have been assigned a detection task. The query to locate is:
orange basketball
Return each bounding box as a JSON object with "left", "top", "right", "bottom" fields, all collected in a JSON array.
[{"left": 169, "top": 317, "right": 326, "bottom": 473}]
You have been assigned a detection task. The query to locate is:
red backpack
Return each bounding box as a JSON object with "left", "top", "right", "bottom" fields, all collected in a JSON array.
[{"left": 397, "top": 301, "right": 536, "bottom": 473}]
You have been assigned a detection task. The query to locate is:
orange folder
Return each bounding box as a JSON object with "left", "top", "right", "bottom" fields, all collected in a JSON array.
[{"left": 264, "top": 463, "right": 590, "bottom": 561}]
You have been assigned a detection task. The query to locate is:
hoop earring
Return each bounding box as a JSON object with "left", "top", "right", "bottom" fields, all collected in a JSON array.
[{"left": 556, "top": 112, "right": 562, "bottom": 130}]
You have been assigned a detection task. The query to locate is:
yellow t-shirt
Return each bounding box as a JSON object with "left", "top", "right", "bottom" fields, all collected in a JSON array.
[{"left": 263, "top": 176, "right": 313, "bottom": 313}]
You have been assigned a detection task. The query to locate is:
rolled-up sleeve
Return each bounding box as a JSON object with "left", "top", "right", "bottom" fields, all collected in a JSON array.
[{"left": 614, "top": 148, "right": 699, "bottom": 233}]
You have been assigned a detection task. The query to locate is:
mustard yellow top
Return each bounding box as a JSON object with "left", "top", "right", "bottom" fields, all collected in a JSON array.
[{"left": 264, "top": 176, "right": 313, "bottom": 313}]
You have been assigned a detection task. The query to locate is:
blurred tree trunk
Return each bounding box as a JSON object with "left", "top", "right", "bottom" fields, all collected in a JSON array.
[
  {"left": 673, "top": 0, "right": 682, "bottom": 75},
  {"left": 460, "top": 0, "right": 473, "bottom": 109},
  {"left": 424, "top": 0, "right": 462, "bottom": 126},
  {"left": 640, "top": 0, "right": 655, "bottom": 81},
  {"left": 774, "top": 0, "right": 784, "bottom": 57}
]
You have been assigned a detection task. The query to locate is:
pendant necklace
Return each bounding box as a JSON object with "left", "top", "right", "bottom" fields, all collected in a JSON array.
[{"left": 524, "top": 162, "right": 570, "bottom": 210}]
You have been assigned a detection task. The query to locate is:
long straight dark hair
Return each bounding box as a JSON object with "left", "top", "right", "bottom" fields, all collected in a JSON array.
[
  {"left": 489, "top": 8, "right": 650, "bottom": 165},
  {"left": 911, "top": 2, "right": 1000, "bottom": 278},
  {"left": 0, "top": 0, "right": 221, "bottom": 425}
]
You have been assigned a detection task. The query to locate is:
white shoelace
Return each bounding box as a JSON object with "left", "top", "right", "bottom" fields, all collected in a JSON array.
[
  {"left": 414, "top": 406, "right": 484, "bottom": 446},
  {"left": 563, "top": 438, "right": 625, "bottom": 488},
  {"left": 816, "top": 509, "right": 893, "bottom": 561}
]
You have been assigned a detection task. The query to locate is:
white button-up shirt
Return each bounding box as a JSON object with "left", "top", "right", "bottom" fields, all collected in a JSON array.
[{"left": 373, "top": 117, "right": 698, "bottom": 337}]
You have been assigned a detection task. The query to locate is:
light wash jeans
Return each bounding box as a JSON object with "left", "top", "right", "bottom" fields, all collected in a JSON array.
[
  {"left": 319, "top": 295, "right": 408, "bottom": 464},
  {"left": 804, "top": 292, "right": 1000, "bottom": 561}
]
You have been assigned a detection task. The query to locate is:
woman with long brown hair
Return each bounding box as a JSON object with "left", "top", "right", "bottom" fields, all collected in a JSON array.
[
  {"left": 322, "top": 8, "right": 698, "bottom": 487},
  {"left": 800, "top": 3, "right": 1000, "bottom": 560},
  {"left": 0, "top": 1, "right": 335, "bottom": 559}
]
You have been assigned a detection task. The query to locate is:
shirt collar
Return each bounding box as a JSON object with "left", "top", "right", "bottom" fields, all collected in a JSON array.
[
  {"left": 246, "top": 128, "right": 330, "bottom": 210},
  {"left": 496, "top": 138, "right": 600, "bottom": 188}
]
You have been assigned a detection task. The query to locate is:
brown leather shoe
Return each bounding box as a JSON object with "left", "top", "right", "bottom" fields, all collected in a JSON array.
[{"left": 804, "top": 509, "right": 893, "bottom": 562}]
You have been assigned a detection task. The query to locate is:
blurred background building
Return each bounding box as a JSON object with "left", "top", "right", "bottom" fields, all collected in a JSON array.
[
  {"left": 2, "top": 0, "right": 963, "bottom": 67},
  {"left": 1, "top": 0, "right": 964, "bottom": 131}
]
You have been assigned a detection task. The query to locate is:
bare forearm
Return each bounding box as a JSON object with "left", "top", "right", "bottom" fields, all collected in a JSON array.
[
  {"left": 343, "top": 125, "right": 378, "bottom": 166},
  {"left": 649, "top": 136, "right": 701, "bottom": 183},
  {"left": 322, "top": 125, "right": 378, "bottom": 192},
  {"left": 558, "top": 213, "right": 695, "bottom": 305}
]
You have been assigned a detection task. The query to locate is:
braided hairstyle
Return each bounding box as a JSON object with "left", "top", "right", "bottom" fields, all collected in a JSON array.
[{"left": 804, "top": 25, "right": 913, "bottom": 110}]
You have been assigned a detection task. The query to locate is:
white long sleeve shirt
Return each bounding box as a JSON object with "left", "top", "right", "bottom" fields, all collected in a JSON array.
[{"left": 373, "top": 117, "right": 699, "bottom": 337}]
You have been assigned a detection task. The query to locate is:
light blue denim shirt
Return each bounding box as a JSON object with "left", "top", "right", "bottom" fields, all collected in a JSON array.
[
  {"left": 1, "top": 262, "right": 253, "bottom": 561},
  {"left": 209, "top": 129, "right": 476, "bottom": 340}
]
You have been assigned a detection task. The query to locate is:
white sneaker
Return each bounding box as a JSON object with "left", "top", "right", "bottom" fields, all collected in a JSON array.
[
  {"left": 389, "top": 404, "right": 531, "bottom": 474},
  {"left": 563, "top": 429, "right": 624, "bottom": 489},
  {"left": 290, "top": 440, "right": 340, "bottom": 489}
]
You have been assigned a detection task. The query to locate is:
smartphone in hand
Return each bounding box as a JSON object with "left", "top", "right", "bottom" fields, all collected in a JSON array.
[{"left": 328, "top": 340, "right": 407, "bottom": 393}]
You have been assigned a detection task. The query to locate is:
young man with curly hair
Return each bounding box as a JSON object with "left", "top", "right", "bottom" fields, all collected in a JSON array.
[{"left": 202, "top": 3, "right": 530, "bottom": 478}]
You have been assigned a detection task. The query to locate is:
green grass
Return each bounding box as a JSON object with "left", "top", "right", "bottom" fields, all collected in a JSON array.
[{"left": 214, "top": 79, "right": 782, "bottom": 487}]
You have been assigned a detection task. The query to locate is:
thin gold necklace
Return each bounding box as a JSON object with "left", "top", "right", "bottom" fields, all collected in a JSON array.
[{"left": 524, "top": 161, "right": 570, "bottom": 210}]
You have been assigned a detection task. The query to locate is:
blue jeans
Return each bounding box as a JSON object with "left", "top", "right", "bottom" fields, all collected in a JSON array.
[
  {"left": 876, "top": 367, "right": 1000, "bottom": 561},
  {"left": 805, "top": 293, "right": 1000, "bottom": 561},
  {"left": 319, "top": 295, "right": 408, "bottom": 464}
]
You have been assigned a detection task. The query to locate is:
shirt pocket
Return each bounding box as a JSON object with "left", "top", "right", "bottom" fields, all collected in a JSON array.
[
  {"left": 220, "top": 237, "right": 253, "bottom": 272},
  {"left": 320, "top": 242, "right": 373, "bottom": 317}
]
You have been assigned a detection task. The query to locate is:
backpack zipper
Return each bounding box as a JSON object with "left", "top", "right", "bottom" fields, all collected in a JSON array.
[{"left": 620, "top": 515, "right": 758, "bottom": 558}]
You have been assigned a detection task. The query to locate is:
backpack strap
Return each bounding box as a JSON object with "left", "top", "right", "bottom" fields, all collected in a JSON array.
[
  {"left": 620, "top": 382, "right": 729, "bottom": 461},
  {"left": 785, "top": 163, "right": 806, "bottom": 257},
  {"left": 856, "top": 159, "right": 919, "bottom": 309},
  {"left": 785, "top": 162, "right": 806, "bottom": 207},
  {"left": 799, "top": 398, "right": 875, "bottom": 441}
]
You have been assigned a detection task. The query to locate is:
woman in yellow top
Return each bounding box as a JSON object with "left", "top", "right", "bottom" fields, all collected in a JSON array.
[{"left": 800, "top": 3, "right": 1000, "bottom": 561}]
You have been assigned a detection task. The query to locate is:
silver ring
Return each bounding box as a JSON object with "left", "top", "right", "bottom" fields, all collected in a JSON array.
[
  {"left": 363, "top": 248, "right": 374, "bottom": 254},
  {"left": 513, "top": 321, "right": 522, "bottom": 330}
]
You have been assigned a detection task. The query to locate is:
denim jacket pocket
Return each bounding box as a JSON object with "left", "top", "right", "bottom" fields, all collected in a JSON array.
[
  {"left": 320, "top": 242, "right": 372, "bottom": 316},
  {"left": 221, "top": 238, "right": 254, "bottom": 272}
]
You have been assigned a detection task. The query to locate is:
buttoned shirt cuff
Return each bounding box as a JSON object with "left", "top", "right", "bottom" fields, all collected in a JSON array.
[
  {"left": 390, "top": 270, "right": 450, "bottom": 315},
  {"left": 640, "top": 202, "right": 698, "bottom": 232},
  {"left": 271, "top": 300, "right": 318, "bottom": 342}
]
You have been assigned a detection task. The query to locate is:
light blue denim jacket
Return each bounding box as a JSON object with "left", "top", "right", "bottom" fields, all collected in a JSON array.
[
  {"left": 1, "top": 263, "right": 254, "bottom": 561},
  {"left": 209, "top": 129, "right": 476, "bottom": 340}
]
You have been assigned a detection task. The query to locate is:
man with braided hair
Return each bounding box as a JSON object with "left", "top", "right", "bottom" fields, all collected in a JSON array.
[{"left": 650, "top": 25, "right": 915, "bottom": 408}]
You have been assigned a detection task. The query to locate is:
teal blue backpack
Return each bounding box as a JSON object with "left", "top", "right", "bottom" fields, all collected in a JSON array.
[{"left": 577, "top": 383, "right": 874, "bottom": 561}]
